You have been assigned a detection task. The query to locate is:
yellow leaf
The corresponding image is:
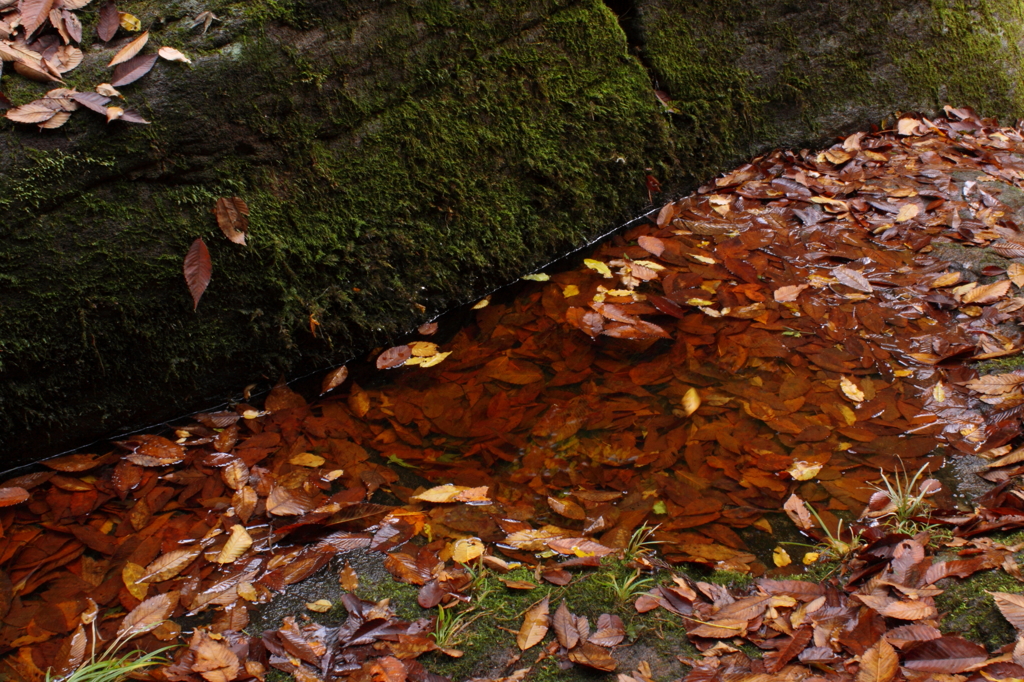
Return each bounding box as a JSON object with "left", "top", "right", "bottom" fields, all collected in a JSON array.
[
  {"left": 517, "top": 597, "right": 550, "bottom": 651},
  {"left": 118, "top": 12, "right": 141, "bottom": 31},
  {"left": 681, "top": 387, "right": 701, "bottom": 417},
  {"left": 417, "top": 350, "right": 451, "bottom": 368},
  {"left": 773, "top": 546, "right": 792, "bottom": 567},
  {"left": 894, "top": 369, "right": 913, "bottom": 377},
  {"left": 122, "top": 562, "right": 149, "bottom": 600},
  {"left": 895, "top": 203, "right": 919, "bottom": 222},
  {"left": 692, "top": 254, "right": 717, "bottom": 264},
  {"left": 840, "top": 376, "right": 865, "bottom": 402},
  {"left": 452, "top": 537, "right": 485, "bottom": 564},
  {"left": 408, "top": 341, "right": 439, "bottom": 357},
  {"left": 215, "top": 524, "right": 252, "bottom": 564},
  {"left": 787, "top": 461, "right": 822, "bottom": 481},
  {"left": 803, "top": 552, "right": 820, "bottom": 565},
  {"left": 1010, "top": 263, "right": 1024, "bottom": 288},
  {"left": 305, "top": 599, "right": 332, "bottom": 613},
  {"left": 324, "top": 469, "right": 345, "bottom": 482},
  {"left": 933, "top": 382, "right": 947, "bottom": 403},
  {"left": 686, "top": 298, "right": 713, "bottom": 306},
  {"left": 472, "top": 297, "right": 490, "bottom": 309},
  {"left": 562, "top": 284, "right": 579, "bottom": 298},
  {"left": 632, "top": 259, "right": 665, "bottom": 271},
  {"left": 411, "top": 484, "right": 491, "bottom": 504},
  {"left": 521, "top": 273, "right": 550, "bottom": 281},
  {"left": 238, "top": 582, "right": 258, "bottom": 601},
  {"left": 584, "top": 259, "right": 613, "bottom": 278},
  {"left": 290, "top": 452, "right": 325, "bottom": 467},
  {"left": 838, "top": 404, "right": 857, "bottom": 425}
]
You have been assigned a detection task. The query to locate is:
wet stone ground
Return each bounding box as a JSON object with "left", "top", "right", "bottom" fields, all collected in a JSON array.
[{"left": 10, "top": 108, "right": 1024, "bottom": 681}]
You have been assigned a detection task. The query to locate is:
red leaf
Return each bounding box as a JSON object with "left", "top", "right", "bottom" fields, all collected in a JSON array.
[
  {"left": 0, "top": 487, "right": 29, "bottom": 507},
  {"left": 111, "top": 52, "right": 158, "bottom": 87},
  {"left": 377, "top": 345, "right": 412, "bottom": 369},
  {"left": 184, "top": 238, "right": 212, "bottom": 310}
]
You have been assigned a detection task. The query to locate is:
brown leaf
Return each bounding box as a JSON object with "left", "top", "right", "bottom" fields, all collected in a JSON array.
[
  {"left": 220, "top": 458, "right": 249, "bottom": 491},
  {"left": 97, "top": 0, "right": 119, "bottom": 41},
  {"left": 411, "top": 484, "right": 490, "bottom": 504},
  {"left": 547, "top": 496, "right": 586, "bottom": 520},
  {"left": 111, "top": 52, "right": 157, "bottom": 87},
  {"left": 138, "top": 546, "right": 202, "bottom": 583},
  {"left": 70, "top": 91, "right": 111, "bottom": 114},
  {"left": 553, "top": 601, "right": 578, "bottom": 650},
  {"left": 517, "top": 596, "right": 549, "bottom": 651},
  {"left": 783, "top": 494, "right": 814, "bottom": 530},
  {"left": 339, "top": 560, "right": 358, "bottom": 591},
  {"left": 51, "top": 624, "right": 87, "bottom": 679},
  {"left": 0, "top": 487, "right": 30, "bottom": 507},
  {"left": 5, "top": 103, "right": 56, "bottom": 124},
  {"left": 992, "top": 591, "right": 1024, "bottom": 630},
  {"left": 765, "top": 626, "right": 813, "bottom": 674},
  {"left": 567, "top": 642, "right": 616, "bottom": 672},
  {"left": 184, "top": 238, "right": 212, "bottom": 310},
  {"left": 834, "top": 266, "right": 873, "bottom": 293},
  {"left": 880, "top": 600, "right": 937, "bottom": 621},
  {"left": 774, "top": 283, "right": 809, "bottom": 302},
  {"left": 20, "top": 0, "right": 55, "bottom": 36},
  {"left": 41, "top": 453, "right": 107, "bottom": 472},
  {"left": 116, "top": 591, "right": 178, "bottom": 639},
  {"left": 589, "top": 614, "right": 625, "bottom": 647},
  {"left": 962, "top": 279, "right": 1011, "bottom": 305},
  {"left": 377, "top": 345, "right": 412, "bottom": 370},
  {"left": 108, "top": 29, "right": 149, "bottom": 66},
  {"left": 266, "top": 484, "right": 313, "bottom": 516},
  {"left": 857, "top": 638, "right": 898, "bottom": 682},
  {"left": 213, "top": 197, "right": 249, "bottom": 245},
  {"left": 321, "top": 366, "right": 349, "bottom": 395},
  {"left": 902, "top": 636, "right": 988, "bottom": 673},
  {"left": 638, "top": 235, "right": 665, "bottom": 257},
  {"left": 546, "top": 537, "right": 614, "bottom": 557},
  {"left": 191, "top": 629, "right": 241, "bottom": 682}
]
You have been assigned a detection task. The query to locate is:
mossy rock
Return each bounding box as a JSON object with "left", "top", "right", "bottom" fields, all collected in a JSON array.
[
  {"left": 934, "top": 566, "right": 1023, "bottom": 650},
  {"left": 5, "top": 0, "right": 1024, "bottom": 466},
  {"left": 0, "top": 0, "right": 677, "bottom": 465}
]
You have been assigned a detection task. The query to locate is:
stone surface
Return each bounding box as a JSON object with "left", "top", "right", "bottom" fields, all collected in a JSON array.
[{"left": 3, "top": 0, "right": 1024, "bottom": 467}]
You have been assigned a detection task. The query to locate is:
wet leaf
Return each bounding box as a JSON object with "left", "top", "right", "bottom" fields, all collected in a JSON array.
[
  {"left": 215, "top": 524, "right": 252, "bottom": 564},
  {"left": 118, "top": 11, "right": 140, "bottom": 30},
  {"left": 290, "top": 453, "right": 325, "bottom": 467},
  {"left": 116, "top": 591, "right": 178, "bottom": 639},
  {"left": 773, "top": 546, "right": 792, "bottom": 567},
  {"left": 0, "top": 487, "right": 30, "bottom": 507},
  {"left": 841, "top": 376, "right": 866, "bottom": 402},
  {"left": 138, "top": 546, "right": 202, "bottom": 583},
  {"left": 774, "top": 284, "right": 809, "bottom": 302},
  {"left": 339, "top": 561, "right": 358, "bottom": 591},
  {"left": 452, "top": 537, "right": 484, "bottom": 563},
  {"left": 377, "top": 345, "right": 412, "bottom": 370},
  {"left": 184, "top": 238, "right": 212, "bottom": 310},
  {"left": 834, "top": 266, "right": 874, "bottom": 292},
  {"left": 305, "top": 599, "right": 331, "bottom": 612},
  {"left": 681, "top": 387, "right": 701, "bottom": 416},
  {"left": 321, "top": 366, "right": 349, "bottom": 394},
  {"left": 783, "top": 494, "right": 814, "bottom": 530},
  {"left": 411, "top": 484, "right": 489, "bottom": 504}
]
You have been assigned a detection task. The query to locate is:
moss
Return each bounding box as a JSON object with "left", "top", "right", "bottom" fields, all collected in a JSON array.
[
  {"left": 0, "top": 0, "right": 676, "bottom": 463},
  {"left": 934, "top": 568, "right": 1022, "bottom": 649}
]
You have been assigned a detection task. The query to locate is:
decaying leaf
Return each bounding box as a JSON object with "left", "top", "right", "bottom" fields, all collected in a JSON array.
[{"left": 213, "top": 197, "right": 249, "bottom": 245}]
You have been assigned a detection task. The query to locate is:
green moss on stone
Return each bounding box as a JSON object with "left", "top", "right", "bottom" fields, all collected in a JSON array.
[{"left": 934, "top": 568, "right": 1022, "bottom": 649}]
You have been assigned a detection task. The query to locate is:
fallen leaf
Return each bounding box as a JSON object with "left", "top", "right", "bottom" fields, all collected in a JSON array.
[
  {"left": 183, "top": 238, "right": 212, "bottom": 310},
  {"left": 321, "top": 366, "right": 349, "bottom": 394},
  {"left": 116, "top": 591, "right": 178, "bottom": 639},
  {"left": 213, "top": 197, "right": 249, "bottom": 245},
  {"left": 305, "top": 599, "right": 331, "bottom": 612},
  {"left": 856, "top": 638, "right": 898, "bottom": 682},
  {"left": 215, "top": 524, "right": 252, "bottom": 564},
  {"left": 158, "top": 46, "right": 191, "bottom": 63},
  {"left": 108, "top": 30, "right": 149, "bottom": 66},
  {"left": 841, "top": 376, "right": 866, "bottom": 402},
  {"left": 110, "top": 52, "right": 158, "bottom": 86},
  {"left": 517, "top": 596, "right": 550, "bottom": 651}
]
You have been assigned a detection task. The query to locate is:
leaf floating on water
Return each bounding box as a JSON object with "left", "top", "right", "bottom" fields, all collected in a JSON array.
[
  {"left": 681, "top": 387, "right": 701, "bottom": 416},
  {"left": 0, "top": 487, "right": 29, "bottom": 507},
  {"left": 584, "top": 259, "right": 613, "bottom": 278},
  {"left": 377, "top": 345, "right": 411, "bottom": 369},
  {"left": 417, "top": 322, "right": 438, "bottom": 335},
  {"left": 321, "top": 366, "right": 349, "bottom": 394},
  {"left": 774, "top": 284, "right": 809, "bottom": 302},
  {"left": 833, "top": 266, "right": 874, "bottom": 293},
  {"left": 840, "top": 376, "right": 865, "bottom": 402},
  {"left": 521, "top": 273, "right": 549, "bottom": 281},
  {"left": 773, "top": 546, "right": 791, "bottom": 567},
  {"left": 183, "top": 238, "right": 212, "bottom": 310},
  {"left": 411, "top": 484, "right": 489, "bottom": 504}
]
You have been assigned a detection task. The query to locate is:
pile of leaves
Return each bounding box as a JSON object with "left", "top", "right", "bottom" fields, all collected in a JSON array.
[
  {"left": 5, "top": 106, "right": 1024, "bottom": 680},
  {"left": 1, "top": 0, "right": 193, "bottom": 127}
]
